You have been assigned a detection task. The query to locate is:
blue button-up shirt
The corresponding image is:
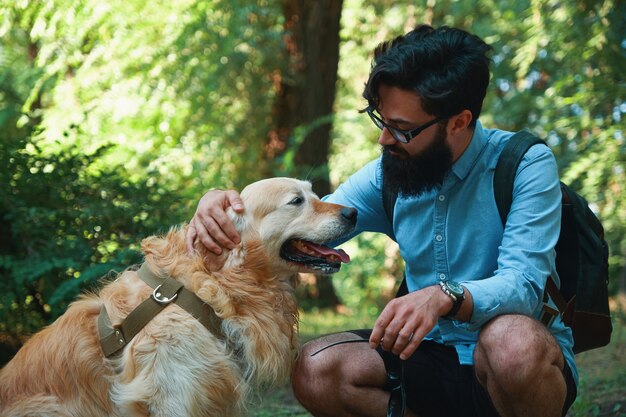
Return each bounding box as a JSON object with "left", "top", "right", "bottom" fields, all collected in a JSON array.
[{"left": 324, "top": 121, "right": 577, "bottom": 384}]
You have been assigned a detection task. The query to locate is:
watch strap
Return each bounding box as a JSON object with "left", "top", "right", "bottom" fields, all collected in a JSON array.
[{"left": 439, "top": 280, "right": 464, "bottom": 318}]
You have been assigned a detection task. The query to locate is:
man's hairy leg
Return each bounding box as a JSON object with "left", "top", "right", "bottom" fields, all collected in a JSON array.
[
  {"left": 292, "top": 332, "right": 418, "bottom": 417},
  {"left": 474, "top": 314, "right": 568, "bottom": 417}
]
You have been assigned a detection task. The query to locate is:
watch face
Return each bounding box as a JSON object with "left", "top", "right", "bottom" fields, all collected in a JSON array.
[{"left": 446, "top": 280, "right": 464, "bottom": 296}]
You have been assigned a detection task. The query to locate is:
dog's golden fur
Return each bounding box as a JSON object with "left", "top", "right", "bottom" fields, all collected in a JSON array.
[{"left": 0, "top": 178, "right": 356, "bottom": 417}]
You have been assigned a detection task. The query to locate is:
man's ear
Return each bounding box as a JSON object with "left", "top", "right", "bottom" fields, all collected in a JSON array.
[{"left": 449, "top": 109, "right": 473, "bottom": 134}]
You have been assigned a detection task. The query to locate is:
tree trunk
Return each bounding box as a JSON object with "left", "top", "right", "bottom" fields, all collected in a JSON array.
[
  {"left": 267, "top": 0, "right": 343, "bottom": 307},
  {"left": 268, "top": 0, "right": 342, "bottom": 195}
]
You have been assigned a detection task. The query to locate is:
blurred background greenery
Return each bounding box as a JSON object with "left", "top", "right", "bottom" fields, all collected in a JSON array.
[{"left": 0, "top": 0, "right": 624, "bottom": 375}]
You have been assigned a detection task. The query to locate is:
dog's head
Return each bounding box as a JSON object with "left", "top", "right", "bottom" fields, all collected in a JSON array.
[
  {"left": 230, "top": 177, "right": 357, "bottom": 275},
  {"left": 139, "top": 178, "right": 356, "bottom": 386}
]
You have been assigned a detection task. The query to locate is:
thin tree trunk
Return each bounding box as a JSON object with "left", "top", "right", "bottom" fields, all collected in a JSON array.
[
  {"left": 267, "top": 0, "right": 343, "bottom": 307},
  {"left": 268, "top": 0, "right": 342, "bottom": 194}
]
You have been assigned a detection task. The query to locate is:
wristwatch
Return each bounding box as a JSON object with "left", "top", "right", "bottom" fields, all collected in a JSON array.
[{"left": 439, "top": 280, "right": 465, "bottom": 319}]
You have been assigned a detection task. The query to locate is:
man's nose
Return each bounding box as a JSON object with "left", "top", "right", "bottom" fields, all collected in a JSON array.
[{"left": 377, "top": 127, "right": 397, "bottom": 146}]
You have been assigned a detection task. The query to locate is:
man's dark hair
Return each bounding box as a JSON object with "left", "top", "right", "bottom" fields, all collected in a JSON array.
[{"left": 363, "top": 25, "right": 492, "bottom": 127}]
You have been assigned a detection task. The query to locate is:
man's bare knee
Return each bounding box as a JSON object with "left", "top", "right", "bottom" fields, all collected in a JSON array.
[
  {"left": 292, "top": 332, "right": 391, "bottom": 417},
  {"left": 474, "top": 315, "right": 567, "bottom": 417},
  {"left": 476, "top": 315, "right": 564, "bottom": 382},
  {"left": 292, "top": 341, "right": 331, "bottom": 409},
  {"left": 292, "top": 333, "right": 367, "bottom": 413}
]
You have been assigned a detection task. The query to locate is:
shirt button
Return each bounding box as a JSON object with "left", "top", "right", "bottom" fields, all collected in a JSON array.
[
  {"left": 439, "top": 273, "right": 446, "bottom": 280},
  {"left": 438, "top": 195, "right": 446, "bottom": 201},
  {"left": 435, "top": 234, "right": 443, "bottom": 242}
]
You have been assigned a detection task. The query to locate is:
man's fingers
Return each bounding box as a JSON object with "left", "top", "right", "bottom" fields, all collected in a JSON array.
[
  {"left": 202, "top": 208, "right": 240, "bottom": 247},
  {"left": 391, "top": 327, "right": 415, "bottom": 356},
  {"left": 399, "top": 328, "right": 427, "bottom": 360},
  {"left": 196, "top": 217, "right": 235, "bottom": 255},
  {"left": 370, "top": 299, "right": 405, "bottom": 350},
  {"left": 381, "top": 321, "right": 404, "bottom": 352},
  {"left": 225, "top": 190, "right": 244, "bottom": 213},
  {"left": 186, "top": 222, "right": 198, "bottom": 253},
  {"left": 187, "top": 188, "right": 243, "bottom": 255},
  {"left": 369, "top": 311, "right": 392, "bottom": 349},
  {"left": 369, "top": 290, "right": 442, "bottom": 359}
]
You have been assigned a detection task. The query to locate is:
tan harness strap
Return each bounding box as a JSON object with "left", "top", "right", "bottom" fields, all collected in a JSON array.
[{"left": 98, "top": 264, "right": 223, "bottom": 358}]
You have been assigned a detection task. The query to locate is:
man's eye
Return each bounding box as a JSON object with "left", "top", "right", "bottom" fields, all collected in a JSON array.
[{"left": 288, "top": 196, "right": 304, "bottom": 205}]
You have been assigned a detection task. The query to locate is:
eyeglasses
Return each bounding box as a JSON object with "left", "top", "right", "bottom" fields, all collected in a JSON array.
[{"left": 366, "top": 107, "right": 447, "bottom": 144}]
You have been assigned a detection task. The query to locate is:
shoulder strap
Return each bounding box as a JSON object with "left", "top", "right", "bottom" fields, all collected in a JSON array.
[
  {"left": 494, "top": 131, "right": 546, "bottom": 225},
  {"left": 99, "top": 280, "right": 181, "bottom": 357},
  {"left": 494, "top": 132, "right": 566, "bottom": 321},
  {"left": 137, "top": 264, "right": 224, "bottom": 335},
  {"left": 99, "top": 264, "right": 224, "bottom": 357}
]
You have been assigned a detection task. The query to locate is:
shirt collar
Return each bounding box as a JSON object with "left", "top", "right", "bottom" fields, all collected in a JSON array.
[{"left": 450, "top": 120, "right": 488, "bottom": 181}]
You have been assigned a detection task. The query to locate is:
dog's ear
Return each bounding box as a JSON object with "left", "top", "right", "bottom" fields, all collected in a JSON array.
[
  {"left": 142, "top": 228, "right": 184, "bottom": 259},
  {"left": 194, "top": 241, "right": 230, "bottom": 272},
  {"left": 142, "top": 227, "right": 188, "bottom": 270},
  {"left": 191, "top": 209, "right": 251, "bottom": 272},
  {"left": 228, "top": 206, "right": 249, "bottom": 234}
]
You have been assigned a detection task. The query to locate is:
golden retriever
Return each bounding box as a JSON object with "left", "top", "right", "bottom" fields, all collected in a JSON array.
[{"left": 0, "top": 177, "right": 357, "bottom": 417}]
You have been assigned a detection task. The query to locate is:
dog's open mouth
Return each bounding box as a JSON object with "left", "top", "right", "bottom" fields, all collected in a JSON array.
[{"left": 280, "top": 239, "right": 350, "bottom": 274}]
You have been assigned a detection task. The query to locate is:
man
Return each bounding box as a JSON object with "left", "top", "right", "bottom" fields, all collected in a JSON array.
[{"left": 186, "top": 25, "right": 577, "bottom": 417}]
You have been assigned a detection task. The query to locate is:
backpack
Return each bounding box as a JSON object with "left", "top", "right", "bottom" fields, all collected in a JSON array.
[{"left": 382, "top": 130, "right": 612, "bottom": 354}]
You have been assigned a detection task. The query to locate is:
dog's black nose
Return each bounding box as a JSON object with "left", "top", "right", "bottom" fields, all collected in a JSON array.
[{"left": 340, "top": 207, "right": 358, "bottom": 226}]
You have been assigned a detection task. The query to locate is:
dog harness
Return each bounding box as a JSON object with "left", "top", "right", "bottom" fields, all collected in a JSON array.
[{"left": 98, "top": 263, "right": 224, "bottom": 358}]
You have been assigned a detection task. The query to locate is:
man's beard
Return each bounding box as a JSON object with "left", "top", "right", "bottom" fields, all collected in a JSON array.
[{"left": 381, "top": 124, "right": 453, "bottom": 197}]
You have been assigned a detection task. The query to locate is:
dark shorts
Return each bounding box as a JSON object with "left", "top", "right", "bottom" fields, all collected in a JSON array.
[{"left": 349, "top": 329, "right": 577, "bottom": 417}]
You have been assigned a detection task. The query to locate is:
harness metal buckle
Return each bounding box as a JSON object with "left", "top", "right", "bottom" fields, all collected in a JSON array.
[
  {"left": 152, "top": 284, "right": 178, "bottom": 305},
  {"left": 540, "top": 303, "right": 559, "bottom": 327}
]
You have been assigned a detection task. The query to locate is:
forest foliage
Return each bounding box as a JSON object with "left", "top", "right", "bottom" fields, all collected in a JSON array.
[{"left": 1, "top": 0, "right": 624, "bottom": 341}]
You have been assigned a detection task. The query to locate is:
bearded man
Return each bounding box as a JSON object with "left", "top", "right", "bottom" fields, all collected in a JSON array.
[{"left": 186, "top": 25, "right": 577, "bottom": 417}]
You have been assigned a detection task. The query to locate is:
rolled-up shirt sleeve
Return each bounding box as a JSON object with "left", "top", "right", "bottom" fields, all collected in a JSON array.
[{"left": 460, "top": 144, "right": 562, "bottom": 330}]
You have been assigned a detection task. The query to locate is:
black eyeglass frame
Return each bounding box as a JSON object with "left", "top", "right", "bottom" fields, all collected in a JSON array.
[{"left": 365, "top": 107, "right": 448, "bottom": 144}]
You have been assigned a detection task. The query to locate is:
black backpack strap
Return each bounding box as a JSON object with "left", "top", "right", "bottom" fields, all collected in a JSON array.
[
  {"left": 494, "top": 131, "right": 546, "bottom": 225},
  {"left": 494, "top": 131, "right": 564, "bottom": 325}
]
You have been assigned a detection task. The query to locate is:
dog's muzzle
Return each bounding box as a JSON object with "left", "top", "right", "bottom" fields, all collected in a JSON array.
[{"left": 279, "top": 206, "right": 357, "bottom": 274}]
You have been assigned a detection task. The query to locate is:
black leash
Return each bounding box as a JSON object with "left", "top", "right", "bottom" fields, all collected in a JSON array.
[
  {"left": 309, "top": 338, "right": 369, "bottom": 356},
  {"left": 382, "top": 350, "right": 406, "bottom": 417},
  {"left": 310, "top": 339, "right": 406, "bottom": 417}
]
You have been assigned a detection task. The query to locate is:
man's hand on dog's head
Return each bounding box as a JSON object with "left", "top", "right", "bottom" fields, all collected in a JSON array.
[{"left": 186, "top": 189, "right": 244, "bottom": 255}]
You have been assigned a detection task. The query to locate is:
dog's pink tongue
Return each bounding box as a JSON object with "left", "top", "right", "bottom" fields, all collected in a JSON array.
[{"left": 304, "top": 242, "right": 350, "bottom": 263}]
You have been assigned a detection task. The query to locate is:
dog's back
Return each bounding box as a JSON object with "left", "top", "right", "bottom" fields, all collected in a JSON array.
[
  {"left": 0, "top": 230, "right": 297, "bottom": 417},
  {"left": 0, "top": 296, "right": 114, "bottom": 416}
]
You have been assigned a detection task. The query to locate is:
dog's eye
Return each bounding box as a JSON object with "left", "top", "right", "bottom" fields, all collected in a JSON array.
[{"left": 288, "top": 196, "right": 304, "bottom": 205}]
